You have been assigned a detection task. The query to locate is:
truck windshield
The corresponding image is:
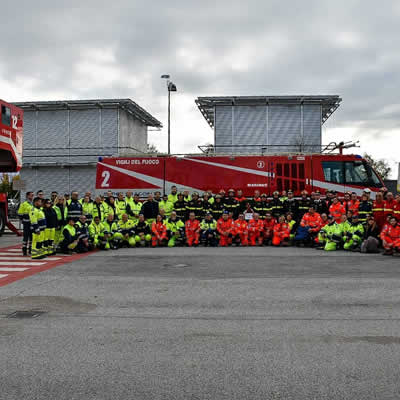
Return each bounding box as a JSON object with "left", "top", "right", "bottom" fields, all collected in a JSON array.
[{"left": 322, "top": 160, "right": 382, "bottom": 187}]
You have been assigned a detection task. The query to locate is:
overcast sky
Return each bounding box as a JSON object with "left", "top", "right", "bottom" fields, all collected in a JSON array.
[{"left": 1, "top": 1, "right": 399, "bottom": 177}]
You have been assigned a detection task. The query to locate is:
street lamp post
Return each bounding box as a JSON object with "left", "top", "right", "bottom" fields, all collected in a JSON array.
[{"left": 161, "top": 75, "right": 177, "bottom": 155}]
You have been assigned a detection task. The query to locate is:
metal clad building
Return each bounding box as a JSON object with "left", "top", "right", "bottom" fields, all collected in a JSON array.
[
  {"left": 14, "top": 99, "right": 161, "bottom": 195},
  {"left": 196, "top": 96, "right": 341, "bottom": 153}
]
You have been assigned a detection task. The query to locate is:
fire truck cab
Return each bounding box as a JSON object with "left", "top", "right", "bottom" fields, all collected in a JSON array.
[{"left": 0, "top": 99, "right": 23, "bottom": 234}]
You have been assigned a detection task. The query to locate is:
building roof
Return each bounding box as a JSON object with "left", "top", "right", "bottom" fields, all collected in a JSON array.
[
  {"left": 195, "top": 95, "right": 342, "bottom": 128},
  {"left": 13, "top": 98, "right": 162, "bottom": 128}
]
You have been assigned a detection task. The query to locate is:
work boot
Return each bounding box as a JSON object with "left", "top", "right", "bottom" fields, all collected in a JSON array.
[
  {"left": 383, "top": 249, "right": 393, "bottom": 256},
  {"left": 22, "top": 247, "right": 28, "bottom": 256}
]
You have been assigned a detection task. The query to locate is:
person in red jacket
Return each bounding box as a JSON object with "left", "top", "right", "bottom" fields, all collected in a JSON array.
[
  {"left": 300, "top": 206, "right": 323, "bottom": 246},
  {"left": 384, "top": 192, "right": 396, "bottom": 220},
  {"left": 381, "top": 216, "right": 400, "bottom": 256},
  {"left": 393, "top": 194, "right": 400, "bottom": 222},
  {"left": 348, "top": 192, "right": 360, "bottom": 217},
  {"left": 217, "top": 211, "right": 234, "bottom": 246},
  {"left": 185, "top": 212, "right": 201, "bottom": 246},
  {"left": 272, "top": 215, "right": 290, "bottom": 246},
  {"left": 232, "top": 213, "right": 249, "bottom": 246},
  {"left": 329, "top": 197, "right": 346, "bottom": 223},
  {"left": 151, "top": 215, "right": 168, "bottom": 247},
  {"left": 372, "top": 192, "right": 386, "bottom": 230},
  {"left": 263, "top": 212, "right": 276, "bottom": 245},
  {"left": 248, "top": 213, "right": 264, "bottom": 246}
]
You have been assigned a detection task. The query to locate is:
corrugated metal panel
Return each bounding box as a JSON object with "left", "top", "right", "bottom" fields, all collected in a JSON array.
[
  {"left": 20, "top": 167, "right": 70, "bottom": 196},
  {"left": 214, "top": 103, "right": 322, "bottom": 154},
  {"left": 101, "top": 109, "right": 118, "bottom": 153},
  {"left": 69, "top": 166, "right": 96, "bottom": 194},
  {"left": 20, "top": 168, "right": 38, "bottom": 193},
  {"left": 70, "top": 109, "right": 99, "bottom": 163},
  {"left": 215, "top": 106, "right": 232, "bottom": 153},
  {"left": 22, "top": 111, "right": 37, "bottom": 163},
  {"left": 268, "top": 105, "right": 301, "bottom": 152},
  {"left": 36, "top": 110, "right": 68, "bottom": 162},
  {"left": 20, "top": 166, "right": 96, "bottom": 197},
  {"left": 303, "top": 104, "right": 321, "bottom": 152},
  {"left": 234, "top": 106, "right": 266, "bottom": 153}
]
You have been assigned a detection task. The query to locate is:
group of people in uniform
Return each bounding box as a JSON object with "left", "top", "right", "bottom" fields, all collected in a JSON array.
[{"left": 17, "top": 186, "right": 400, "bottom": 259}]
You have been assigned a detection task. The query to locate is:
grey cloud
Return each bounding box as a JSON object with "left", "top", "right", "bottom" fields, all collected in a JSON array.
[{"left": 1, "top": 0, "right": 399, "bottom": 163}]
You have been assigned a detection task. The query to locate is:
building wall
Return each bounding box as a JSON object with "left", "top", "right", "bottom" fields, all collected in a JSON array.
[
  {"left": 20, "top": 165, "right": 96, "bottom": 197},
  {"left": 22, "top": 108, "right": 121, "bottom": 165},
  {"left": 118, "top": 110, "right": 148, "bottom": 155},
  {"left": 215, "top": 104, "right": 322, "bottom": 153}
]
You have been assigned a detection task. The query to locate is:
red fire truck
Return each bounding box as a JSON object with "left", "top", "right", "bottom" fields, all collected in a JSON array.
[
  {"left": 0, "top": 99, "right": 23, "bottom": 234},
  {"left": 95, "top": 150, "right": 384, "bottom": 198}
]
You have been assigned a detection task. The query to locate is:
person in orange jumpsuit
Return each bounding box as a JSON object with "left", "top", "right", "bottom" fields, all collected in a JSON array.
[
  {"left": 329, "top": 197, "right": 346, "bottom": 224},
  {"left": 185, "top": 212, "right": 201, "bottom": 246},
  {"left": 263, "top": 212, "right": 276, "bottom": 245},
  {"left": 151, "top": 215, "right": 168, "bottom": 247},
  {"left": 232, "top": 213, "right": 249, "bottom": 246},
  {"left": 372, "top": 192, "right": 386, "bottom": 230},
  {"left": 393, "top": 194, "right": 400, "bottom": 222},
  {"left": 248, "top": 213, "right": 264, "bottom": 246},
  {"left": 272, "top": 215, "right": 290, "bottom": 246},
  {"left": 348, "top": 192, "right": 360, "bottom": 217},
  {"left": 381, "top": 216, "right": 400, "bottom": 256},
  {"left": 384, "top": 192, "right": 396, "bottom": 220},
  {"left": 217, "top": 211, "right": 234, "bottom": 246},
  {"left": 298, "top": 206, "right": 322, "bottom": 246}
]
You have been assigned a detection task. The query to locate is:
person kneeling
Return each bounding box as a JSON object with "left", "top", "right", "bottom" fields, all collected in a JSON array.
[
  {"left": 381, "top": 216, "right": 400, "bottom": 256},
  {"left": 89, "top": 216, "right": 109, "bottom": 250},
  {"left": 134, "top": 214, "right": 152, "bottom": 247},
  {"left": 75, "top": 215, "right": 92, "bottom": 253},
  {"left": 114, "top": 214, "right": 136, "bottom": 248},
  {"left": 200, "top": 213, "right": 217, "bottom": 247},
  {"left": 217, "top": 211, "right": 234, "bottom": 247},
  {"left": 232, "top": 213, "right": 249, "bottom": 246},
  {"left": 59, "top": 218, "right": 79, "bottom": 254},
  {"left": 151, "top": 215, "right": 168, "bottom": 247},
  {"left": 343, "top": 214, "right": 364, "bottom": 251},
  {"left": 185, "top": 212, "right": 201, "bottom": 247},
  {"left": 166, "top": 211, "right": 185, "bottom": 247},
  {"left": 322, "top": 215, "right": 342, "bottom": 251},
  {"left": 272, "top": 215, "right": 290, "bottom": 246}
]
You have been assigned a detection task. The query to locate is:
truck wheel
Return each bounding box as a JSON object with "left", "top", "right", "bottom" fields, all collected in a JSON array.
[{"left": 0, "top": 208, "right": 5, "bottom": 236}]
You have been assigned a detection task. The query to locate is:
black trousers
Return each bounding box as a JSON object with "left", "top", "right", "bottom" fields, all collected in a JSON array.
[{"left": 22, "top": 223, "right": 32, "bottom": 249}]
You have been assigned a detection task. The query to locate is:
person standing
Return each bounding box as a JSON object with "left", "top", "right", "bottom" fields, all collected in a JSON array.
[
  {"left": 29, "top": 197, "right": 46, "bottom": 259},
  {"left": 43, "top": 199, "right": 58, "bottom": 255},
  {"left": 372, "top": 192, "right": 386, "bottom": 230},
  {"left": 140, "top": 194, "right": 159, "bottom": 223},
  {"left": 126, "top": 193, "right": 142, "bottom": 222},
  {"left": 358, "top": 194, "right": 373, "bottom": 225},
  {"left": 17, "top": 191, "right": 34, "bottom": 256},
  {"left": 329, "top": 197, "right": 346, "bottom": 224},
  {"left": 67, "top": 191, "right": 83, "bottom": 222}
]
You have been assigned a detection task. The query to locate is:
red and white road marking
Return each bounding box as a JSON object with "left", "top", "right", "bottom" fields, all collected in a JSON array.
[{"left": 0, "top": 245, "right": 91, "bottom": 287}]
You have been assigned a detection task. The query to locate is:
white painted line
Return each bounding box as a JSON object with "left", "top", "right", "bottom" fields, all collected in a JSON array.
[
  {"left": 0, "top": 274, "right": 9, "bottom": 279},
  {"left": 0, "top": 253, "right": 26, "bottom": 256},
  {"left": 0, "top": 267, "right": 29, "bottom": 272},
  {"left": 0, "top": 256, "right": 62, "bottom": 261},
  {"left": 5, "top": 249, "right": 21, "bottom": 252},
  {"left": 0, "top": 261, "right": 46, "bottom": 266}
]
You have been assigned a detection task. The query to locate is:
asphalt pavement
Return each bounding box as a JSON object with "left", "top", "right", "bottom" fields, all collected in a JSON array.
[{"left": 1, "top": 239, "right": 400, "bottom": 399}]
